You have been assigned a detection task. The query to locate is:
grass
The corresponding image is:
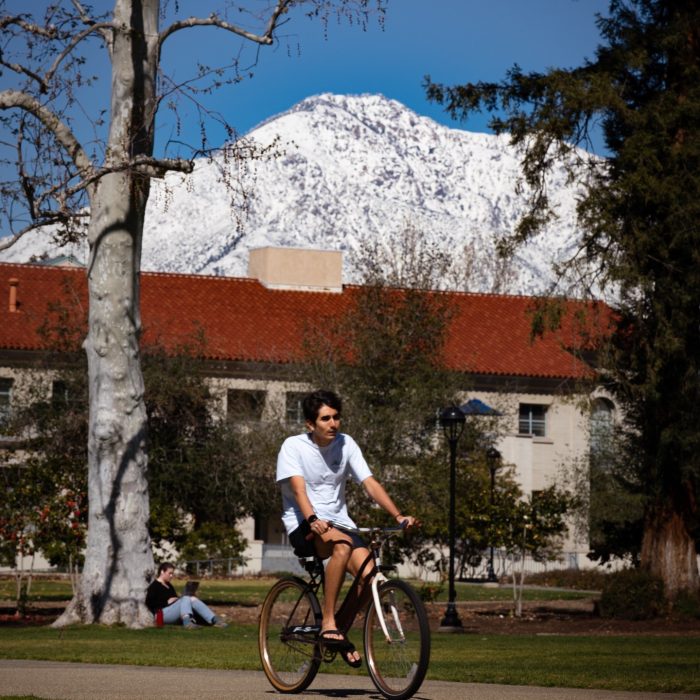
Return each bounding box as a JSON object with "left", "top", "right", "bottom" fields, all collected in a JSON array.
[
  {"left": 0, "top": 576, "right": 594, "bottom": 606},
  {"left": 0, "top": 625, "right": 699, "bottom": 693},
  {"left": 7, "top": 576, "right": 694, "bottom": 694}
]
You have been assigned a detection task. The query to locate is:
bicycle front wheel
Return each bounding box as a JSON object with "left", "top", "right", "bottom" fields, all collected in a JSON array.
[
  {"left": 258, "top": 576, "right": 322, "bottom": 693},
  {"left": 363, "top": 579, "right": 431, "bottom": 700}
]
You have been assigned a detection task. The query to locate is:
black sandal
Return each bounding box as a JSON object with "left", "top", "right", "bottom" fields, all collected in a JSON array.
[
  {"left": 319, "top": 628, "right": 350, "bottom": 647},
  {"left": 340, "top": 642, "right": 362, "bottom": 669}
]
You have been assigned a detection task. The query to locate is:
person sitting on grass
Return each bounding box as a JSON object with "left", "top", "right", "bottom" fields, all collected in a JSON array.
[{"left": 145, "top": 562, "right": 227, "bottom": 629}]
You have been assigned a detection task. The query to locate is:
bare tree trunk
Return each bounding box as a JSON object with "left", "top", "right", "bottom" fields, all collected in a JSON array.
[
  {"left": 55, "top": 0, "right": 158, "bottom": 628},
  {"left": 641, "top": 490, "right": 699, "bottom": 600}
]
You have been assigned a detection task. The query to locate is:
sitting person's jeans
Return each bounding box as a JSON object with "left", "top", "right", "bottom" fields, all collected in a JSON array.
[{"left": 161, "top": 596, "right": 215, "bottom": 625}]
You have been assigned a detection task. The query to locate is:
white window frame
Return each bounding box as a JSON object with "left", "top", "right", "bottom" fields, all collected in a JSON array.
[{"left": 518, "top": 403, "right": 547, "bottom": 437}]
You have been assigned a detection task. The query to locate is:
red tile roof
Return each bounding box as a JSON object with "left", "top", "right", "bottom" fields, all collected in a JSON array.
[{"left": 0, "top": 262, "right": 608, "bottom": 380}]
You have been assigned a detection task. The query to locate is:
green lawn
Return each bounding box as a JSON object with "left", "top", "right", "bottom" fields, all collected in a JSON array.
[
  {"left": 7, "top": 576, "right": 692, "bottom": 694},
  {"left": 0, "top": 576, "right": 594, "bottom": 606},
  {"left": 0, "top": 625, "right": 698, "bottom": 694}
]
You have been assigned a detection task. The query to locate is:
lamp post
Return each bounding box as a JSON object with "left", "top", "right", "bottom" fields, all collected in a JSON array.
[
  {"left": 439, "top": 405, "right": 466, "bottom": 631},
  {"left": 485, "top": 446, "right": 502, "bottom": 583}
]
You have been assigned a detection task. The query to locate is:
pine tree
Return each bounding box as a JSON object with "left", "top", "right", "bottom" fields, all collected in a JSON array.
[{"left": 426, "top": 0, "right": 700, "bottom": 598}]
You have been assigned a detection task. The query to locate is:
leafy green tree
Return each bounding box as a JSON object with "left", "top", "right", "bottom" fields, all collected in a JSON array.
[
  {"left": 401, "top": 443, "right": 522, "bottom": 579},
  {"left": 587, "top": 418, "right": 645, "bottom": 564},
  {"left": 302, "top": 227, "right": 463, "bottom": 527},
  {"left": 298, "top": 225, "right": 576, "bottom": 581},
  {"left": 0, "top": 294, "right": 88, "bottom": 582},
  {"left": 501, "top": 487, "right": 576, "bottom": 617},
  {"left": 144, "top": 343, "right": 286, "bottom": 558},
  {"left": 425, "top": 0, "right": 700, "bottom": 598},
  {"left": 178, "top": 523, "right": 247, "bottom": 575},
  {"left": 2, "top": 300, "right": 259, "bottom": 578}
]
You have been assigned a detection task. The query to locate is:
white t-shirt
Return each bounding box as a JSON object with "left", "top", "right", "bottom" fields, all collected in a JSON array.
[{"left": 276, "top": 432, "right": 373, "bottom": 534}]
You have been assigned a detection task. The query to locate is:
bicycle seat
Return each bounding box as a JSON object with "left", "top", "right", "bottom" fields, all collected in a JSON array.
[{"left": 298, "top": 555, "right": 324, "bottom": 576}]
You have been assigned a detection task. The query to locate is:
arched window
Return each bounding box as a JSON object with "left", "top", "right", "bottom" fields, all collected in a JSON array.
[{"left": 590, "top": 397, "right": 614, "bottom": 462}]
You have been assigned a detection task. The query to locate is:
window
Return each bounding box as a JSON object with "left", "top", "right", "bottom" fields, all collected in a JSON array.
[
  {"left": 226, "top": 389, "right": 266, "bottom": 422},
  {"left": 254, "top": 515, "right": 268, "bottom": 542},
  {"left": 52, "top": 380, "right": 68, "bottom": 406},
  {"left": 519, "top": 403, "right": 546, "bottom": 436},
  {"left": 285, "top": 392, "right": 306, "bottom": 425},
  {"left": 0, "top": 378, "right": 12, "bottom": 423},
  {"left": 590, "top": 397, "right": 614, "bottom": 466}
]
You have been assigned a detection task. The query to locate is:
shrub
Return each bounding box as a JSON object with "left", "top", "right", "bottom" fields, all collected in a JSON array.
[
  {"left": 671, "top": 591, "right": 700, "bottom": 620},
  {"left": 598, "top": 568, "right": 665, "bottom": 620},
  {"left": 417, "top": 581, "right": 443, "bottom": 603},
  {"left": 526, "top": 568, "right": 610, "bottom": 591},
  {"left": 179, "top": 523, "right": 247, "bottom": 575}
]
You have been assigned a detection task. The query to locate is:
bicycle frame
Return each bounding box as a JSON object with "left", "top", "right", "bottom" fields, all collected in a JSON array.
[
  {"left": 259, "top": 524, "right": 430, "bottom": 700},
  {"left": 330, "top": 525, "right": 407, "bottom": 642}
]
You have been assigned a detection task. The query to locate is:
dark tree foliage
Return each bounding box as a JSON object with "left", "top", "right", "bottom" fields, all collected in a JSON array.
[
  {"left": 425, "top": 0, "right": 700, "bottom": 596},
  {"left": 304, "top": 282, "right": 458, "bottom": 469},
  {"left": 299, "top": 252, "right": 463, "bottom": 564},
  {"left": 3, "top": 301, "right": 258, "bottom": 566},
  {"left": 300, "top": 243, "right": 575, "bottom": 574}
]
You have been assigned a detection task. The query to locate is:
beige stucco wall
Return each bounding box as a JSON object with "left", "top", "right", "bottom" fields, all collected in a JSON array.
[
  {"left": 2, "top": 364, "right": 597, "bottom": 572},
  {"left": 468, "top": 390, "right": 590, "bottom": 553}
]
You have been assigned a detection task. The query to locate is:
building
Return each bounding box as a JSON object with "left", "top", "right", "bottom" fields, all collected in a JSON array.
[{"left": 0, "top": 248, "right": 613, "bottom": 574}]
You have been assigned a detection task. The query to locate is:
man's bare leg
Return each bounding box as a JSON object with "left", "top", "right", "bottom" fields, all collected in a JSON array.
[
  {"left": 315, "top": 531, "right": 352, "bottom": 639},
  {"left": 314, "top": 531, "right": 364, "bottom": 664}
]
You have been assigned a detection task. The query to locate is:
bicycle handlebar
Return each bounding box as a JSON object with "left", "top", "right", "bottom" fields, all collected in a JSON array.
[{"left": 334, "top": 523, "right": 408, "bottom": 535}]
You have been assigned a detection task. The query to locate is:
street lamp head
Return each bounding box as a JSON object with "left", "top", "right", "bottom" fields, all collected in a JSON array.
[
  {"left": 486, "top": 446, "right": 502, "bottom": 474},
  {"left": 440, "top": 405, "right": 466, "bottom": 444}
]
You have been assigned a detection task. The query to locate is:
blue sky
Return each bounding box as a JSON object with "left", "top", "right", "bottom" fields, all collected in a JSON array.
[
  {"left": 156, "top": 0, "right": 610, "bottom": 152},
  {"left": 1, "top": 0, "right": 611, "bottom": 240}
]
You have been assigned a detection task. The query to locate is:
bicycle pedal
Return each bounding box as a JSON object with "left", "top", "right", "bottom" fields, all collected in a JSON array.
[{"left": 289, "top": 624, "right": 320, "bottom": 635}]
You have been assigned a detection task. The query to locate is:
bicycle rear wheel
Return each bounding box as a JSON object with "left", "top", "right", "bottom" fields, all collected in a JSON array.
[
  {"left": 363, "top": 579, "right": 431, "bottom": 700},
  {"left": 258, "top": 576, "right": 322, "bottom": 693}
]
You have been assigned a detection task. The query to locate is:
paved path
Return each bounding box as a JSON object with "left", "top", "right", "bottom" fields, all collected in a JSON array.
[{"left": 1, "top": 660, "right": 698, "bottom": 700}]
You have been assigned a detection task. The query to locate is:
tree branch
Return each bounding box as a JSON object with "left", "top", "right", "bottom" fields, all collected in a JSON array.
[
  {"left": 0, "top": 15, "right": 57, "bottom": 38},
  {"left": 131, "top": 155, "right": 194, "bottom": 178},
  {"left": 0, "top": 219, "right": 68, "bottom": 253},
  {"left": 0, "top": 90, "right": 93, "bottom": 181},
  {"left": 158, "top": 1, "right": 293, "bottom": 50},
  {"left": 44, "top": 22, "right": 115, "bottom": 87},
  {"left": 71, "top": 0, "right": 114, "bottom": 56},
  {"left": 0, "top": 57, "right": 46, "bottom": 90}
]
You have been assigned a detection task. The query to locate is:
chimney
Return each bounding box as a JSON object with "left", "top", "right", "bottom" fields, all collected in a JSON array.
[
  {"left": 8, "top": 278, "right": 19, "bottom": 312},
  {"left": 248, "top": 247, "right": 343, "bottom": 293}
]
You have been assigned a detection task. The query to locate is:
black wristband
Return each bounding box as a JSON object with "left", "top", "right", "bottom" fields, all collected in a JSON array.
[{"left": 307, "top": 514, "right": 318, "bottom": 525}]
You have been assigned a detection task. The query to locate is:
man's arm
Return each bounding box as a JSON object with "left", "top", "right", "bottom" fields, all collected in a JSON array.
[
  {"left": 289, "top": 475, "right": 333, "bottom": 537},
  {"left": 362, "top": 476, "right": 417, "bottom": 528}
]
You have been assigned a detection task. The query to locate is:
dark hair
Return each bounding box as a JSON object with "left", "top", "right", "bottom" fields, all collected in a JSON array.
[
  {"left": 302, "top": 390, "right": 342, "bottom": 422},
  {"left": 157, "top": 562, "right": 175, "bottom": 575}
]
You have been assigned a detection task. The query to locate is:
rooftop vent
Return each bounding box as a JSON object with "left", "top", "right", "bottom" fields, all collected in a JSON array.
[{"left": 248, "top": 247, "right": 343, "bottom": 293}]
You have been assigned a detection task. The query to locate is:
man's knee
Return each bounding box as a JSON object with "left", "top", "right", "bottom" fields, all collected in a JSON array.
[{"left": 329, "top": 538, "right": 353, "bottom": 561}]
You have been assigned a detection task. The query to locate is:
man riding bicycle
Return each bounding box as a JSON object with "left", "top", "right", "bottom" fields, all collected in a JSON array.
[{"left": 276, "top": 389, "right": 416, "bottom": 668}]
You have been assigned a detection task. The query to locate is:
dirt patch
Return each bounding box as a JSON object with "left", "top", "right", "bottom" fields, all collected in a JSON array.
[
  {"left": 4, "top": 598, "right": 700, "bottom": 635},
  {"left": 212, "top": 598, "right": 700, "bottom": 636},
  {"left": 420, "top": 600, "right": 700, "bottom": 636}
]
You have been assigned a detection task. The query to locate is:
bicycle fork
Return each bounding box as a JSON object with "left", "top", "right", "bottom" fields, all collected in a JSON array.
[{"left": 370, "top": 572, "right": 406, "bottom": 644}]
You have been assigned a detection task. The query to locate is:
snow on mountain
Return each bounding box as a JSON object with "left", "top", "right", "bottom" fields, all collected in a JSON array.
[{"left": 0, "top": 93, "right": 587, "bottom": 295}]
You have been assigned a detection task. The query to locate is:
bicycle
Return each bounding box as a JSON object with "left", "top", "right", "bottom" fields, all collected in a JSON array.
[{"left": 258, "top": 525, "right": 431, "bottom": 700}]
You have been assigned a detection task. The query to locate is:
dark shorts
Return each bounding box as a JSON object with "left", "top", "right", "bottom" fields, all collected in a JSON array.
[{"left": 289, "top": 522, "right": 366, "bottom": 558}]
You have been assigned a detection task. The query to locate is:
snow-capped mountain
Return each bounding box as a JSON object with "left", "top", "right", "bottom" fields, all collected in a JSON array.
[{"left": 1, "top": 93, "right": 588, "bottom": 295}]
